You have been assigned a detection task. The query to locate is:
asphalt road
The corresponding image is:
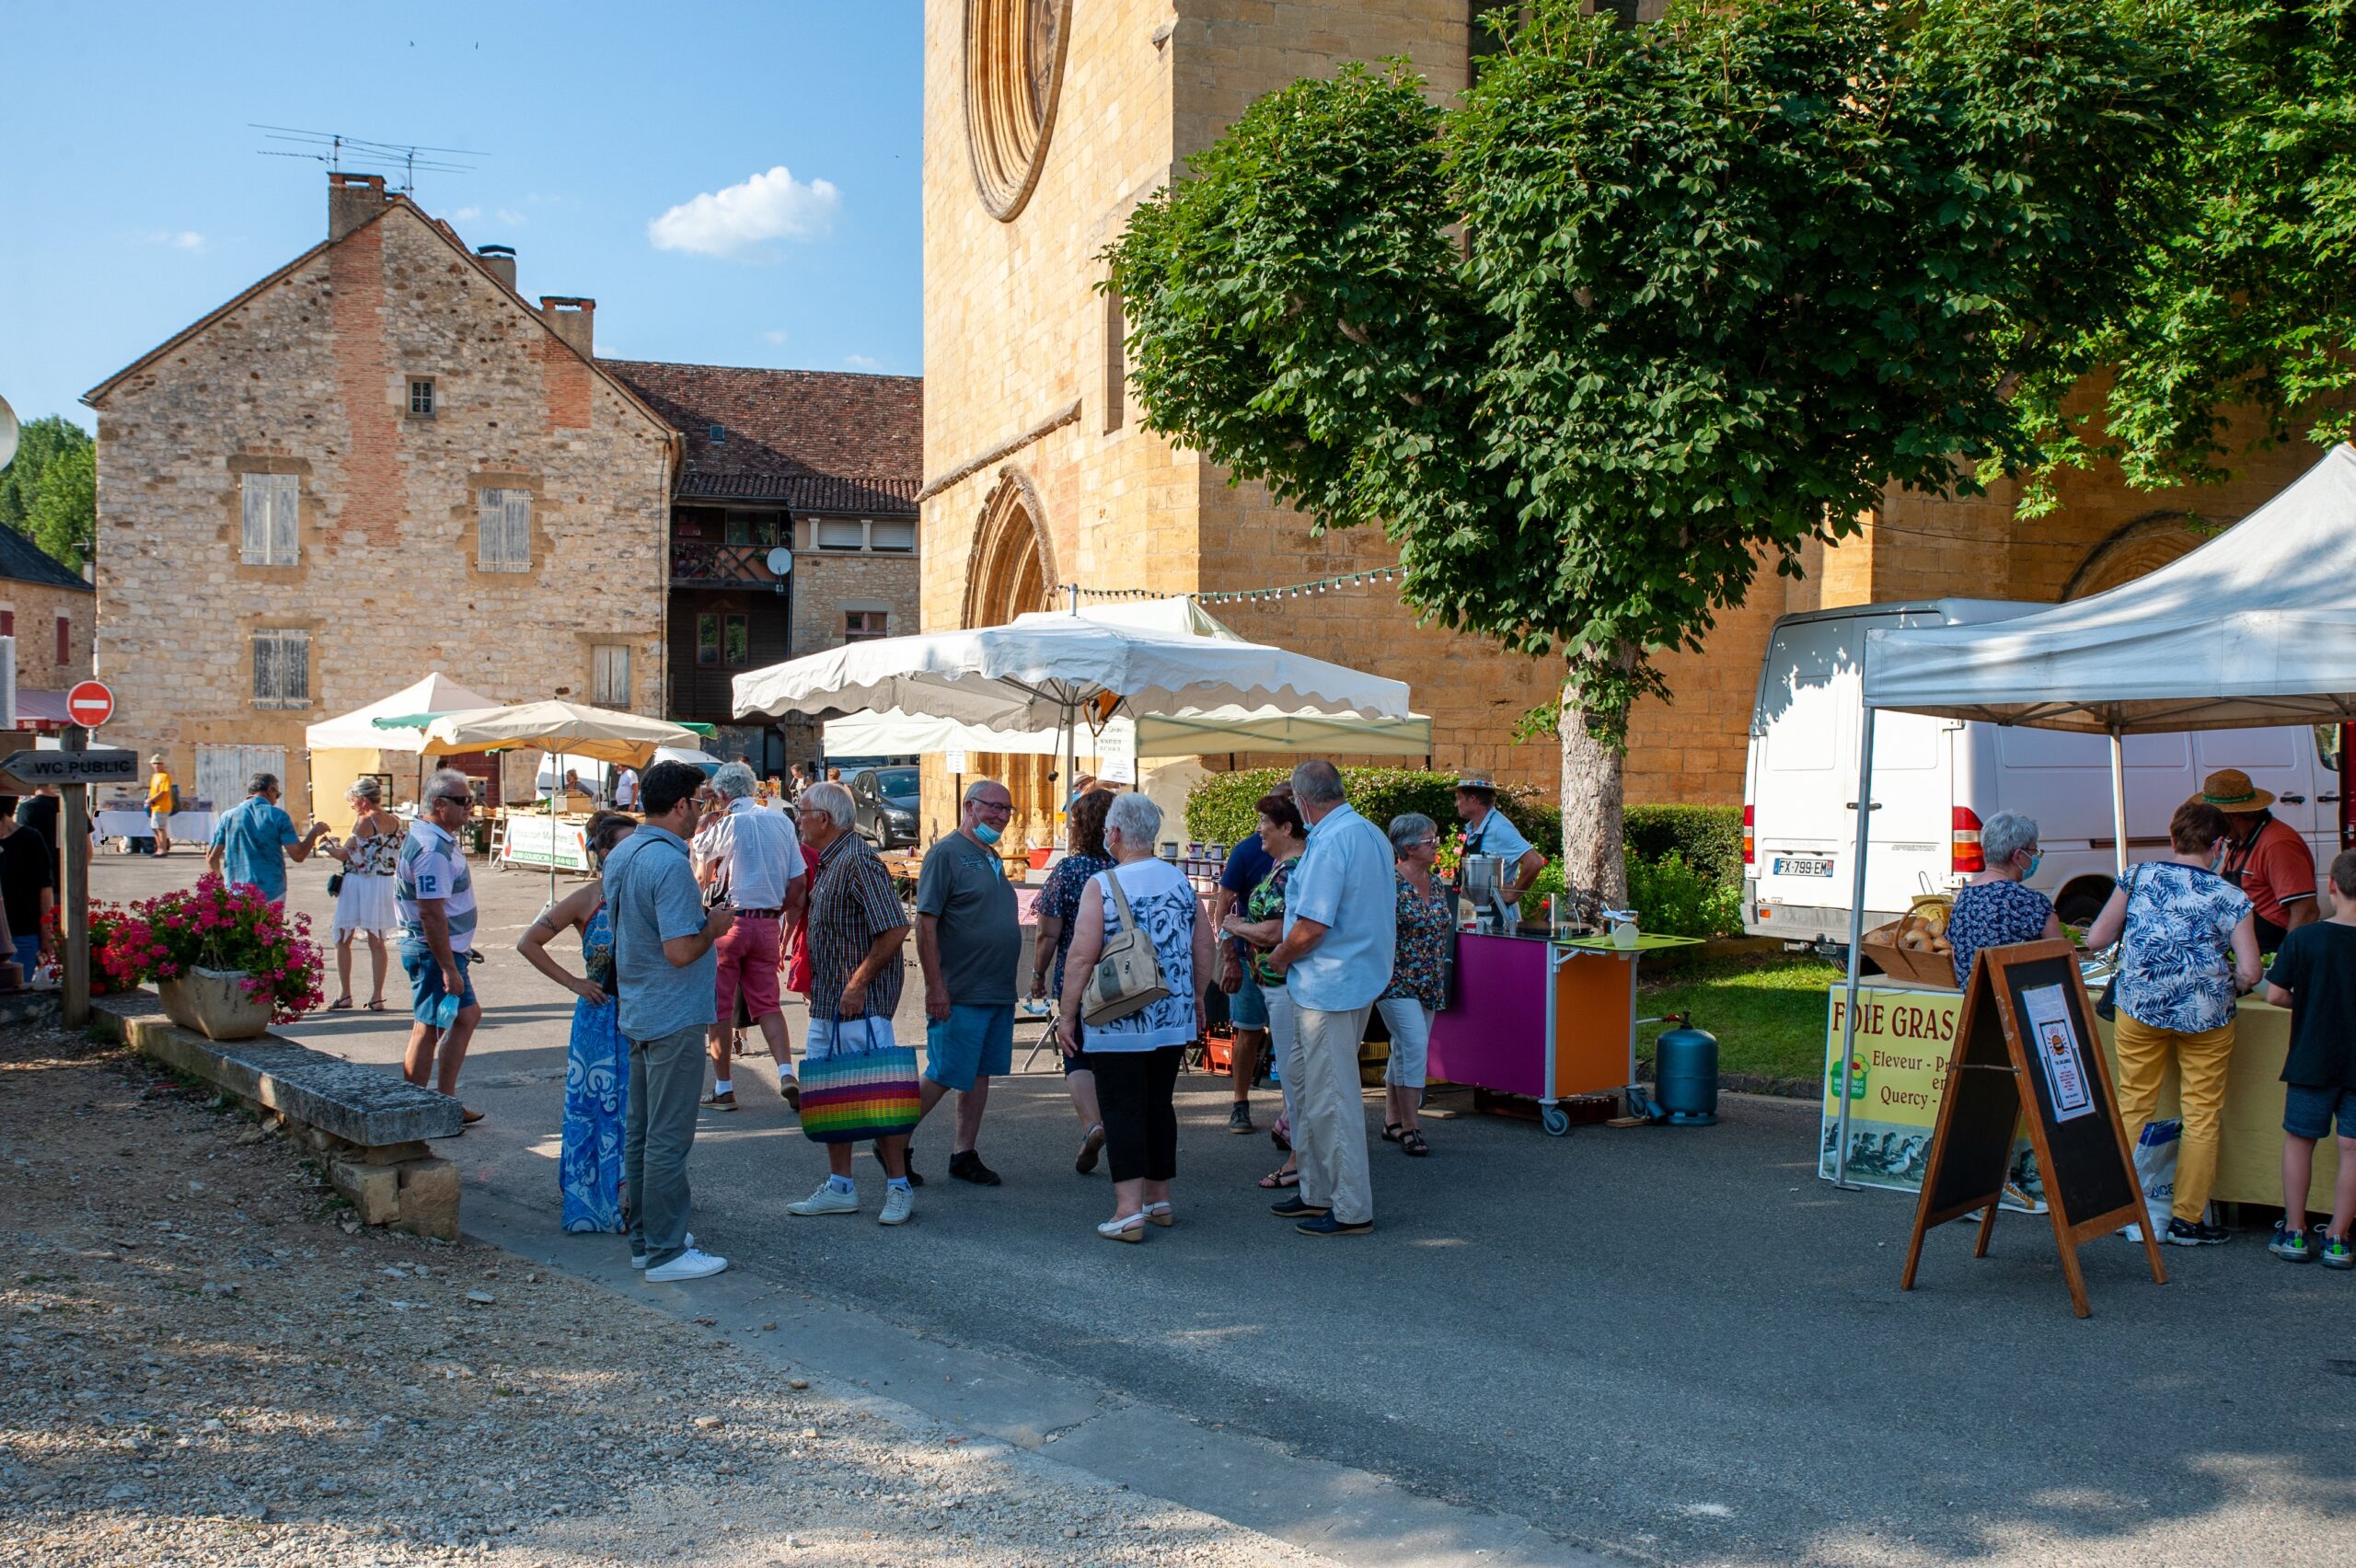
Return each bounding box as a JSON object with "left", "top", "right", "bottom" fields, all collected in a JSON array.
[{"left": 96, "top": 847, "right": 2356, "bottom": 1567}]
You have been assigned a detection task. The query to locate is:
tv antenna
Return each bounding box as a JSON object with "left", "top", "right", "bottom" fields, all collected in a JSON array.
[{"left": 252, "top": 124, "right": 483, "bottom": 192}]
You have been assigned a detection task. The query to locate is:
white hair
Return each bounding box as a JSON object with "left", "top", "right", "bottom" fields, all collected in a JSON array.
[
  {"left": 1981, "top": 810, "right": 2039, "bottom": 867},
  {"left": 1289, "top": 759, "right": 1345, "bottom": 807},
  {"left": 346, "top": 777, "right": 383, "bottom": 802},
  {"left": 425, "top": 767, "right": 473, "bottom": 803},
  {"left": 801, "top": 780, "right": 854, "bottom": 830},
  {"left": 711, "top": 761, "right": 758, "bottom": 801},
  {"left": 1104, "top": 790, "right": 1162, "bottom": 847}
]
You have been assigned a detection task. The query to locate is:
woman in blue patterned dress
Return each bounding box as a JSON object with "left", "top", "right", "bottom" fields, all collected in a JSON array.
[
  {"left": 1945, "top": 811, "right": 2063, "bottom": 988},
  {"left": 517, "top": 811, "right": 639, "bottom": 1234},
  {"left": 1057, "top": 791, "right": 1214, "bottom": 1241},
  {"left": 1377, "top": 813, "right": 1451, "bottom": 1157}
]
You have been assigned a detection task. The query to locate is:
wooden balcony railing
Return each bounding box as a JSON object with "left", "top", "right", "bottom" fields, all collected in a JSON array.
[{"left": 671, "top": 540, "right": 783, "bottom": 586}]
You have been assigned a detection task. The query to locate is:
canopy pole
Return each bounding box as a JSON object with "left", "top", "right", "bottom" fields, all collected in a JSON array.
[
  {"left": 549, "top": 749, "right": 562, "bottom": 906},
  {"left": 1834, "top": 705, "right": 1878, "bottom": 1191},
  {"left": 2108, "top": 727, "right": 2129, "bottom": 879}
]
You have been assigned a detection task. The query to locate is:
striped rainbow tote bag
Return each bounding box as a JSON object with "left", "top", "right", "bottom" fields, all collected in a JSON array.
[{"left": 798, "top": 1016, "right": 922, "bottom": 1144}]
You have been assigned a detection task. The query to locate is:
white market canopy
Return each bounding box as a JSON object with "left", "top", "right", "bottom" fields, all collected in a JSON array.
[
  {"left": 734, "top": 601, "right": 1412, "bottom": 730},
  {"left": 304, "top": 673, "right": 503, "bottom": 754},
  {"left": 823, "top": 705, "right": 1434, "bottom": 760},
  {"left": 422, "top": 701, "right": 699, "bottom": 767},
  {"left": 1865, "top": 443, "right": 2356, "bottom": 733}
]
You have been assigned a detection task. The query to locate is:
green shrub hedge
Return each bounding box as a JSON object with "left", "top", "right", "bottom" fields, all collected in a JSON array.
[
  {"left": 1184, "top": 767, "right": 1560, "bottom": 852},
  {"left": 1623, "top": 804, "right": 1744, "bottom": 889}
]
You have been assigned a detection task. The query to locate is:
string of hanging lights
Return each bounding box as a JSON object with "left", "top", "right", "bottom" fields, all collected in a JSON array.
[{"left": 1054, "top": 566, "right": 1405, "bottom": 606}]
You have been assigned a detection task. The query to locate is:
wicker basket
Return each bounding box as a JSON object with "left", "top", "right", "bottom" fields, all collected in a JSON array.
[{"left": 1862, "top": 919, "right": 1960, "bottom": 989}]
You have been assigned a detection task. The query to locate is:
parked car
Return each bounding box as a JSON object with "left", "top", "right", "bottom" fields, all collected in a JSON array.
[
  {"left": 1743, "top": 599, "right": 2344, "bottom": 951},
  {"left": 849, "top": 766, "right": 919, "bottom": 849}
]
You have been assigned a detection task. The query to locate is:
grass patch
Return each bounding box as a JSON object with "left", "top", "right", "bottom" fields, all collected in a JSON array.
[{"left": 1638, "top": 954, "right": 1842, "bottom": 1085}]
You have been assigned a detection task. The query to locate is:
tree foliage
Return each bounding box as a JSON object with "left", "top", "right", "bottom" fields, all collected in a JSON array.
[
  {"left": 0, "top": 414, "right": 97, "bottom": 572},
  {"left": 1104, "top": 0, "right": 2201, "bottom": 731}
]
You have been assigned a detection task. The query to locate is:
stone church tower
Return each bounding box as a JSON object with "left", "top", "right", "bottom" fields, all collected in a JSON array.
[{"left": 919, "top": 2, "right": 2326, "bottom": 836}]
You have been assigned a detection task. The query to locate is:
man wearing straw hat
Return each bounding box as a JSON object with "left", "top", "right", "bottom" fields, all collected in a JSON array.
[{"left": 2197, "top": 767, "right": 2319, "bottom": 954}]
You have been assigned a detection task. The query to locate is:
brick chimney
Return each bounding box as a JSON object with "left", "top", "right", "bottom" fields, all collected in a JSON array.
[
  {"left": 328, "top": 171, "right": 389, "bottom": 241},
  {"left": 476, "top": 244, "right": 518, "bottom": 293},
  {"left": 538, "top": 296, "right": 595, "bottom": 359}
]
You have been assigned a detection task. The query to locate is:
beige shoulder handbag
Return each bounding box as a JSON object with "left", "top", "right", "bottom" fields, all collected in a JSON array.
[{"left": 1081, "top": 867, "right": 1172, "bottom": 1026}]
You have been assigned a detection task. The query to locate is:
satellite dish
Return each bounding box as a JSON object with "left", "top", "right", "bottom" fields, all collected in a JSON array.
[
  {"left": 766, "top": 547, "right": 793, "bottom": 577},
  {"left": 0, "top": 393, "right": 17, "bottom": 473}
]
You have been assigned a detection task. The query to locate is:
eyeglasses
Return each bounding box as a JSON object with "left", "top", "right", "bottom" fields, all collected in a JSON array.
[{"left": 971, "top": 799, "right": 1013, "bottom": 815}]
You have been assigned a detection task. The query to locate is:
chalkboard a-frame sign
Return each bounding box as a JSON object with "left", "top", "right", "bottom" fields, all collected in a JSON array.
[{"left": 1899, "top": 939, "right": 2167, "bottom": 1318}]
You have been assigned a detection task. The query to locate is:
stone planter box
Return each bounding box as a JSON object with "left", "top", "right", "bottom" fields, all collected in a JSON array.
[{"left": 157, "top": 967, "right": 273, "bottom": 1041}]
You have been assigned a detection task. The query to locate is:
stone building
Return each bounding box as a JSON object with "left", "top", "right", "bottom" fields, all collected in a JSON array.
[
  {"left": 600, "top": 362, "right": 922, "bottom": 775},
  {"left": 82, "top": 172, "right": 680, "bottom": 815},
  {"left": 920, "top": 0, "right": 2327, "bottom": 835},
  {"left": 0, "top": 527, "right": 95, "bottom": 720}
]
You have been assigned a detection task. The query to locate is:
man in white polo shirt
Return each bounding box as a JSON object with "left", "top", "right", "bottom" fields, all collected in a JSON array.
[
  {"left": 398, "top": 768, "right": 483, "bottom": 1124},
  {"left": 696, "top": 761, "right": 808, "bottom": 1111}
]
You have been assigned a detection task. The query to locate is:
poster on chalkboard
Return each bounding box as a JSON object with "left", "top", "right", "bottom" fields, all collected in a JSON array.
[{"left": 2021, "top": 983, "right": 2096, "bottom": 1123}]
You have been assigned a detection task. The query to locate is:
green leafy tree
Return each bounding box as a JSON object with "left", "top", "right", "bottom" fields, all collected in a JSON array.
[
  {"left": 0, "top": 414, "right": 97, "bottom": 573},
  {"left": 2015, "top": 0, "right": 2356, "bottom": 502},
  {"left": 1105, "top": 0, "right": 2200, "bottom": 903}
]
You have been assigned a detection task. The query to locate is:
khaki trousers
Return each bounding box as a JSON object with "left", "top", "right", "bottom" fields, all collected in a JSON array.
[
  {"left": 2113, "top": 1011, "right": 2236, "bottom": 1222},
  {"left": 1283, "top": 1000, "right": 1374, "bottom": 1226}
]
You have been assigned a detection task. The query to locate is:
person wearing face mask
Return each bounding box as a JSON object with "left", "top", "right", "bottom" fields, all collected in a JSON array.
[
  {"left": 2086, "top": 801, "right": 2262, "bottom": 1247},
  {"left": 1944, "top": 811, "right": 2064, "bottom": 988},
  {"left": 909, "top": 778, "right": 1022, "bottom": 1186}
]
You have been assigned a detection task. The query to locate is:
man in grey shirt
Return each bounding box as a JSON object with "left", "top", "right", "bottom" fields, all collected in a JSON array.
[
  {"left": 913, "top": 778, "right": 1021, "bottom": 1185},
  {"left": 606, "top": 760, "right": 735, "bottom": 1281}
]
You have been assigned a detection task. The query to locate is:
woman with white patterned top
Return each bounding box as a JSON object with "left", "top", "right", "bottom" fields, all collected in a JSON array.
[
  {"left": 1057, "top": 791, "right": 1214, "bottom": 1242},
  {"left": 328, "top": 778, "right": 401, "bottom": 1011}
]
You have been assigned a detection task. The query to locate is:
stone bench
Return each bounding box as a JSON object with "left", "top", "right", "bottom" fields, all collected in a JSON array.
[{"left": 91, "top": 992, "right": 463, "bottom": 1239}]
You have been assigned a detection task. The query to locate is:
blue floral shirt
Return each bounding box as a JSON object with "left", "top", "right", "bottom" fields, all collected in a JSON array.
[
  {"left": 1946, "top": 879, "right": 2053, "bottom": 988},
  {"left": 2113, "top": 861, "right": 2252, "bottom": 1034}
]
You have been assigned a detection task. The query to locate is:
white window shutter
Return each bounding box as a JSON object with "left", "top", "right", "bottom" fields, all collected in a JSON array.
[
  {"left": 283, "top": 630, "right": 309, "bottom": 703},
  {"left": 271, "top": 475, "right": 298, "bottom": 565},
  {"left": 242, "top": 476, "right": 270, "bottom": 563},
  {"left": 503, "top": 490, "right": 532, "bottom": 571},
  {"left": 477, "top": 490, "right": 502, "bottom": 569},
  {"left": 252, "top": 634, "right": 278, "bottom": 703}
]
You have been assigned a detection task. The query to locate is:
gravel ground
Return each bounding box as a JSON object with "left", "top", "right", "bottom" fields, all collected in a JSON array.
[{"left": 0, "top": 1020, "right": 1338, "bottom": 1568}]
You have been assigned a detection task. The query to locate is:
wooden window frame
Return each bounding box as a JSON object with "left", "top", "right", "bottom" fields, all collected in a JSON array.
[
  {"left": 477, "top": 487, "right": 533, "bottom": 572},
  {"left": 239, "top": 472, "right": 300, "bottom": 567},
  {"left": 250, "top": 628, "right": 311, "bottom": 710}
]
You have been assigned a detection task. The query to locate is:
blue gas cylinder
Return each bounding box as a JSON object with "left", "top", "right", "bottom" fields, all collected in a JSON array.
[{"left": 1652, "top": 1022, "right": 1719, "bottom": 1126}]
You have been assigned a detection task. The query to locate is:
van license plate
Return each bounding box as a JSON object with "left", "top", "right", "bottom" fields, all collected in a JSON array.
[{"left": 1773, "top": 856, "right": 1834, "bottom": 878}]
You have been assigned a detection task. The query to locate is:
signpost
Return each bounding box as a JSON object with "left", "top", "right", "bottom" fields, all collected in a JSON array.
[{"left": 0, "top": 732, "right": 134, "bottom": 1028}]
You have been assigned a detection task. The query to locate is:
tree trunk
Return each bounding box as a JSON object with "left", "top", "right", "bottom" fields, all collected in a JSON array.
[{"left": 1556, "top": 675, "right": 1628, "bottom": 927}]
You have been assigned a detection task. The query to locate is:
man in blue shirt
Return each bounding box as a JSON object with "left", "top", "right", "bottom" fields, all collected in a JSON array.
[
  {"left": 205, "top": 773, "right": 329, "bottom": 904},
  {"left": 1454, "top": 778, "right": 1545, "bottom": 925},
  {"left": 606, "top": 760, "right": 737, "bottom": 1283},
  {"left": 1265, "top": 760, "right": 1395, "bottom": 1237}
]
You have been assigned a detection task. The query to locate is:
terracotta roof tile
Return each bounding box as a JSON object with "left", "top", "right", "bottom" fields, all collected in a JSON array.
[{"left": 599, "top": 360, "right": 920, "bottom": 515}]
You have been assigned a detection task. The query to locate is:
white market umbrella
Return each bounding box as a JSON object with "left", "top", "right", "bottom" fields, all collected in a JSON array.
[
  {"left": 423, "top": 701, "right": 699, "bottom": 899},
  {"left": 306, "top": 673, "right": 503, "bottom": 754}
]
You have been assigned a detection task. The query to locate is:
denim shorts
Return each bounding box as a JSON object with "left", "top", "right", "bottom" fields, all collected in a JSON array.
[
  {"left": 2283, "top": 1081, "right": 2356, "bottom": 1140},
  {"left": 399, "top": 941, "right": 478, "bottom": 1025},
  {"left": 924, "top": 1003, "right": 1014, "bottom": 1091},
  {"left": 1228, "top": 972, "right": 1269, "bottom": 1031}
]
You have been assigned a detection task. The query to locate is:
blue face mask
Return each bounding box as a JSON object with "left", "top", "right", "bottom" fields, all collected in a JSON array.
[
  {"left": 2023, "top": 851, "right": 2042, "bottom": 882},
  {"left": 973, "top": 820, "right": 1002, "bottom": 846}
]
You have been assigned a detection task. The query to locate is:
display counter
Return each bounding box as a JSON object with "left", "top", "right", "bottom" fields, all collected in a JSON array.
[
  {"left": 1821, "top": 979, "right": 2338, "bottom": 1212},
  {"left": 1428, "top": 928, "right": 1696, "bottom": 1135}
]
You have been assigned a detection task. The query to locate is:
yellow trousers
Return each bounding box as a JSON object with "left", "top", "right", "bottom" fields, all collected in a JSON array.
[{"left": 2113, "top": 1011, "right": 2236, "bottom": 1222}]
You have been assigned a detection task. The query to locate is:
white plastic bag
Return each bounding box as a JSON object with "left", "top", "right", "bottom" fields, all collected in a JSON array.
[{"left": 2121, "top": 1118, "right": 2180, "bottom": 1241}]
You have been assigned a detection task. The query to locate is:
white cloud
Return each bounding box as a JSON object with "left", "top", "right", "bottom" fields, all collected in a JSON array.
[
  {"left": 452, "top": 206, "right": 482, "bottom": 221},
  {"left": 761, "top": 329, "right": 791, "bottom": 346},
  {"left": 842, "top": 353, "right": 883, "bottom": 371},
  {"left": 142, "top": 229, "right": 206, "bottom": 252},
  {"left": 648, "top": 166, "right": 840, "bottom": 260}
]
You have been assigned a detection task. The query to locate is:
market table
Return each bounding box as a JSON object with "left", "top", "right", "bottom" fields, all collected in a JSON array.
[
  {"left": 1821, "top": 978, "right": 2337, "bottom": 1213},
  {"left": 94, "top": 808, "right": 217, "bottom": 845}
]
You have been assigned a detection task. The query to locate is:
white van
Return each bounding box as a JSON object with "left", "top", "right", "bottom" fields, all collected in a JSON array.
[{"left": 1742, "top": 600, "right": 2344, "bottom": 949}]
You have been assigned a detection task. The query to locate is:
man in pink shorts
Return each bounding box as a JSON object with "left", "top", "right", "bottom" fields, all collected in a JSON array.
[{"left": 695, "top": 762, "right": 808, "bottom": 1111}]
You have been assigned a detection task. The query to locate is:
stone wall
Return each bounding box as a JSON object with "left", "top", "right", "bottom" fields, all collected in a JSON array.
[
  {"left": 89, "top": 198, "right": 674, "bottom": 815},
  {"left": 0, "top": 579, "right": 95, "bottom": 694}
]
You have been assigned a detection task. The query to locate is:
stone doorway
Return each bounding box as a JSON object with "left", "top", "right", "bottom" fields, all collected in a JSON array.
[{"left": 963, "top": 472, "right": 1058, "bottom": 846}]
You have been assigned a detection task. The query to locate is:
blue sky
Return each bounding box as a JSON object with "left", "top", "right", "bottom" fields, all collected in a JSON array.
[{"left": 0, "top": 1, "right": 920, "bottom": 433}]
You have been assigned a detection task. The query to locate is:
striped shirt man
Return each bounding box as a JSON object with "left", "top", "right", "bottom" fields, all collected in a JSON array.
[
  {"left": 805, "top": 828, "right": 907, "bottom": 1022},
  {"left": 396, "top": 818, "right": 477, "bottom": 953}
]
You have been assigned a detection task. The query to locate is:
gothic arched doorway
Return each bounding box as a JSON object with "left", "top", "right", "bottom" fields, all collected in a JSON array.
[
  {"left": 964, "top": 471, "right": 1058, "bottom": 838},
  {"left": 2063, "top": 512, "right": 2212, "bottom": 600}
]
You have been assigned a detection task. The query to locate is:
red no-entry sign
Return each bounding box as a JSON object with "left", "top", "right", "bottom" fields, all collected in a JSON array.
[{"left": 66, "top": 680, "right": 115, "bottom": 729}]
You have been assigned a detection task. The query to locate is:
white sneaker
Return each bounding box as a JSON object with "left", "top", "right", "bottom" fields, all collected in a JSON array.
[
  {"left": 630, "top": 1230, "right": 694, "bottom": 1270},
  {"left": 787, "top": 1182, "right": 860, "bottom": 1217},
  {"left": 878, "top": 1184, "right": 915, "bottom": 1227},
  {"left": 642, "top": 1247, "right": 728, "bottom": 1283}
]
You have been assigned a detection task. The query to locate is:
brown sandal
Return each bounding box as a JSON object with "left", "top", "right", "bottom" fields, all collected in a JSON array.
[{"left": 1399, "top": 1128, "right": 1429, "bottom": 1158}]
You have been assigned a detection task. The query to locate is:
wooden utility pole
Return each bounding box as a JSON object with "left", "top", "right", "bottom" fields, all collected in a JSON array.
[{"left": 61, "top": 725, "right": 90, "bottom": 1026}]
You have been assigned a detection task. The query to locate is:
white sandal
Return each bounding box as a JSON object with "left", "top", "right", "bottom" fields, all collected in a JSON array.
[
  {"left": 1096, "top": 1213, "right": 1147, "bottom": 1243},
  {"left": 1143, "top": 1201, "right": 1173, "bottom": 1228}
]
